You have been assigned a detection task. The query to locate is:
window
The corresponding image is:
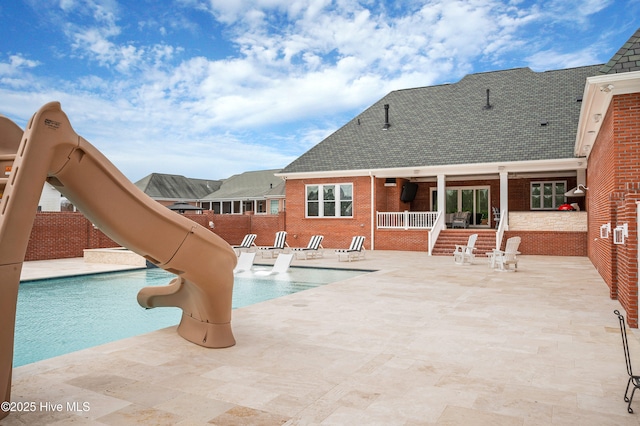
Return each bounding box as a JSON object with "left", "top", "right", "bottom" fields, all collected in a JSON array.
[
  {"left": 306, "top": 184, "right": 353, "bottom": 218},
  {"left": 531, "top": 181, "right": 566, "bottom": 210},
  {"left": 270, "top": 199, "right": 279, "bottom": 214}
]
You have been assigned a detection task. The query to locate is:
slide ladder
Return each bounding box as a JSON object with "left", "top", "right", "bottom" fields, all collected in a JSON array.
[{"left": 0, "top": 103, "right": 237, "bottom": 419}]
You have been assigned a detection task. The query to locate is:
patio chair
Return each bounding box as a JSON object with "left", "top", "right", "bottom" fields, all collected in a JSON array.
[
  {"left": 492, "top": 207, "right": 501, "bottom": 229},
  {"left": 451, "top": 211, "right": 471, "bottom": 228},
  {"left": 489, "top": 236, "right": 521, "bottom": 271},
  {"left": 614, "top": 309, "right": 640, "bottom": 413},
  {"left": 453, "top": 233, "right": 478, "bottom": 265},
  {"left": 291, "top": 235, "right": 324, "bottom": 259},
  {"left": 335, "top": 236, "right": 366, "bottom": 262},
  {"left": 255, "top": 253, "right": 294, "bottom": 276},
  {"left": 233, "top": 251, "right": 255, "bottom": 273},
  {"left": 258, "top": 231, "right": 288, "bottom": 258},
  {"left": 232, "top": 233, "right": 257, "bottom": 255}
]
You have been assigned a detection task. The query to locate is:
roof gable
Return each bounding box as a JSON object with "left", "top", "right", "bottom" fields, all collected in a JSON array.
[
  {"left": 282, "top": 65, "right": 601, "bottom": 174},
  {"left": 135, "top": 173, "right": 222, "bottom": 199},
  {"left": 203, "top": 169, "right": 283, "bottom": 200},
  {"left": 600, "top": 28, "right": 640, "bottom": 74}
]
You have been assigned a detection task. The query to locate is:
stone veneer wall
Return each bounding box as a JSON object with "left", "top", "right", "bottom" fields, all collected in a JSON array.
[{"left": 508, "top": 211, "right": 587, "bottom": 232}]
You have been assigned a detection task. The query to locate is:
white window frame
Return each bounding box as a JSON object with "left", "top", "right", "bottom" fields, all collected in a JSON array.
[
  {"left": 306, "top": 183, "right": 353, "bottom": 218},
  {"left": 530, "top": 180, "right": 567, "bottom": 210}
]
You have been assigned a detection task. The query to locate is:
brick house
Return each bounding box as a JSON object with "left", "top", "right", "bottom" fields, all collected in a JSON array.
[
  {"left": 200, "top": 169, "right": 285, "bottom": 215},
  {"left": 277, "top": 29, "right": 640, "bottom": 324},
  {"left": 277, "top": 65, "right": 598, "bottom": 254},
  {"left": 574, "top": 29, "right": 640, "bottom": 325}
]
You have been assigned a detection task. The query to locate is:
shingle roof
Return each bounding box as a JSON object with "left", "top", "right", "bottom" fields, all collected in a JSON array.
[
  {"left": 135, "top": 173, "right": 222, "bottom": 200},
  {"left": 600, "top": 28, "right": 640, "bottom": 74},
  {"left": 281, "top": 65, "right": 602, "bottom": 174},
  {"left": 202, "top": 169, "right": 283, "bottom": 200}
]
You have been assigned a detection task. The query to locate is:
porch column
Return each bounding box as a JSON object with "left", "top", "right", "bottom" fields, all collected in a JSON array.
[
  {"left": 577, "top": 168, "right": 586, "bottom": 187},
  {"left": 437, "top": 174, "right": 446, "bottom": 219},
  {"left": 499, "top": 171, "right": 508, "bottom": 229}
]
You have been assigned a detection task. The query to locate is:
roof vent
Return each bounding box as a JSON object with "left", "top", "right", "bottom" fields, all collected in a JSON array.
[
  {"left": 483, "top": 89, "right": 493, "bottom": 110},
  {"left": 383, "top": 104, "right": 390, "bottom": 130},
  {"left": 540, "top": 120, "right": 549, "bottom": 126}
]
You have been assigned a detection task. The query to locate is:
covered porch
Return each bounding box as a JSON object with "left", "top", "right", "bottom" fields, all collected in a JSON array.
[{"left": 370, "top": 158, "right": 588, "bottom": 255}]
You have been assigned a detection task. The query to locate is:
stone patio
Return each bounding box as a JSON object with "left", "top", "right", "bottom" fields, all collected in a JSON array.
[{"left": 5, "top": 251, "right": 640, "bottom": 425}]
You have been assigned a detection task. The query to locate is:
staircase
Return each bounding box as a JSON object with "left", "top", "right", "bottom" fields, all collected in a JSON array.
[{"left": 432, "top": 229, "right": 496, "bottom": 257}]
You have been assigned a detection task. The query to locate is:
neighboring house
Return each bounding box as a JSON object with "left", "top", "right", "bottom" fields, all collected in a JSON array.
[
  {"left": 134, "top": 173, "right": 222, "bottom": 207},
  {"left": 277, "top": 28, "right": 640, "bottom": 324},
  {"left": 200, "top": 169, "right": 285, "bottom": 214}
]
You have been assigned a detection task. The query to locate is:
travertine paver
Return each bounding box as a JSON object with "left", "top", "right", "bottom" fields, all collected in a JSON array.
[{"left": 5, "top": 252, "right": 640, "bottom": 425}]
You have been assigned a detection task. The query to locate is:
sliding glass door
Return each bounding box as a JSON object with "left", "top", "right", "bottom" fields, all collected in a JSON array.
[{"left": 432, "top": 186, "right": 490, "bottom": 227}]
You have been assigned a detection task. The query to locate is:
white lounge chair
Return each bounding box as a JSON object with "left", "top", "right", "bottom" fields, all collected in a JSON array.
[
  {"left": 453, "top": 233, "right": 477, "bottom": 265},
  {"left": 335, "top": 236, "right": 366, "bottom": 262},
  {"left": 233, "top": 252, "right": 256, "bottom": 273},
  {"left": 254, "top": 253, "right": 294, "bottom": 276},
  {"left": 232, "top": 234, "right": 257, "bottom": 255},
  {"left": 258, "top": 231, "right": 288, "bottom": 258},
  {"left": 291, "top": 235, "right": 324, "bottom": 259},
  {"left": 490, "top": 236, "right": 521, "bottom": 271}
]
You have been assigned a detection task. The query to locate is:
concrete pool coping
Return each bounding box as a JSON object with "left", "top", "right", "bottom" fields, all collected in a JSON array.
[{"left": 7, "top": 251, "right": 640, "bottom": 424}]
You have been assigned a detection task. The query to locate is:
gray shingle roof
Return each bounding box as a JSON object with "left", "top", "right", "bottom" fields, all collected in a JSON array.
[
  {"left": 135, "top": 173, "right": 222, "bottom": 199},
  {"left": 600, "top": 28, "right": 640, "bottom": 74},
  {"left": 202, "top": 169, "right": 283, "bottom": 200},
  {"left": 281, "top": 65, "right": 602, "bottom": 174}
]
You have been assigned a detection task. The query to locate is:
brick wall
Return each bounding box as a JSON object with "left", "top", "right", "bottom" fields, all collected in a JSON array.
[
  {"left": 24, "top": 210, "right": 284, "bottom": 261},
  {"left": 503, "top": 231, "right": 587, "bottom": 256},
  {"left": 587, "top": 93, "right": 640, "bottom": 326},
  {"left": 26, "top": 212, "right": 118, "bottom": 260},
  {"left": 374, "top": 229, "right": 430, "bottom": 251},
  {"left": 285, "top": 176, "right": 372, "bottom": 249}
]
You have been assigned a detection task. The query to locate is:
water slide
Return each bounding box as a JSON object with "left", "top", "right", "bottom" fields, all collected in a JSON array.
[{"left": 0, "top": 102, "right": 237, "bottom": 418}]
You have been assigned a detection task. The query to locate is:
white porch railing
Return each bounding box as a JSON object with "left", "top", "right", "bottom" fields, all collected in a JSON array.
[
  {"left": 428, "top": 211, "right": 445, "bottom": 256},
  {"left": 376, "top": 211, "right": 438, "bottom": 229},
  {"left": 496, "top": 208, "right": 507, "bottom": 250}
]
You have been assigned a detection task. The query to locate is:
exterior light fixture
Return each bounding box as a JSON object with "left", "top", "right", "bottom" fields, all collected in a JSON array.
[
  {"left": 614, "top": 223, "right": 629, "bottom": 245},
  {"left": 600, "top": 223, "right": 611, "bottom": 239},
  {"left": 573, "top": 184, "right": 589, "bottom": 195}
]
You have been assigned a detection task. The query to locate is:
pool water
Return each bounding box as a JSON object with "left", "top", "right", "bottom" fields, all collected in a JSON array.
[{"left": 15, "top": 266, "right": 366, "bottom": 366}]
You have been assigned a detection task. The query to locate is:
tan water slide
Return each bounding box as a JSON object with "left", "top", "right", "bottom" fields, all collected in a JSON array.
[{"left": 0, "top": 102, "right": 237, "bottom": 419}]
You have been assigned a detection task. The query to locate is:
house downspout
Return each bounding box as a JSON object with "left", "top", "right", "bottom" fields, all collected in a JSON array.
[{"left": 370, "top": 172, "right": 375, "bottom": 250}]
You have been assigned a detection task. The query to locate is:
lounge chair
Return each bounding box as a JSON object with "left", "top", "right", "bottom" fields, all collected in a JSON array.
[
  {"left": 258, "top": 231, "right": 288, "bottom": 258},
  {"left": 254, "top": 253, "right": 294, "bottom": 276},
  {"left": 291, "top": 235, "right": 324, "bottom": 259},
  {"left": 232, "top": 233, "right": 257, "bottom": 255},
  {"left": 489, "top": 236, "right": 521, "bottom": 271},
  {"left": 335, "top": 236, "right": 366, "bottom": 262},
  {"left": 233, "top": 252, "right": 255, "bottom": 273},
  {"left": 453, "top": 233, "right": 477, "bottom": 265}
]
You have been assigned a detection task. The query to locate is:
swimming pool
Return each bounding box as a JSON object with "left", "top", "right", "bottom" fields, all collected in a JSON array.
[{"left": 15, "top": 266, "right": 366, "bottom": 366}]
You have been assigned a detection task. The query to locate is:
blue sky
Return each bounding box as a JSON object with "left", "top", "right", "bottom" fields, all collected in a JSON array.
[{"left": 1, "top": 0, "right": 639, "bottom": 182}]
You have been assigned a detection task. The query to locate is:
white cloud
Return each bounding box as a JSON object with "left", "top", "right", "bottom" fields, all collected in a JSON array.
[
  {"left": 526, "top": 46, "right": 603, "bottom": 71},
  {"left": 2, "top": 0, "right": 633, "bottom": 181},
  {"left": 0, "top": 54, "right": 39, "bottom": 77}
]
